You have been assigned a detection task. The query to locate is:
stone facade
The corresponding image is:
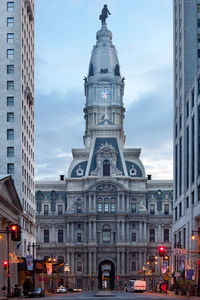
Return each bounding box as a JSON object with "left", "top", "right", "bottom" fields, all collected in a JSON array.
[{"left": 35, "top": 11, "right": 173, "bottom": 290}]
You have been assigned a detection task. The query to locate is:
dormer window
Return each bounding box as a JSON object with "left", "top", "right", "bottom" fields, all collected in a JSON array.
[
  {"left": 103, "top": 160, "right": 110, "bottom": 176},
  {"left": 164, "top": 204, "right": 169, "bottom": 215},
  {"left": 150, "top": 204, "right": 155, "bottom": 215}
]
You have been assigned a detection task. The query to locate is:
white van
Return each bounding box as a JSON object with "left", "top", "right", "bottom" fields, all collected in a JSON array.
[{"left": 126, "top": 280, "right": 146, "bottom": 292}]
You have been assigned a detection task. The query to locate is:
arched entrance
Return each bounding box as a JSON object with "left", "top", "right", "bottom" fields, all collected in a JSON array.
[{"left": 98, "top": 260, "right": 115, "bottom": 290}]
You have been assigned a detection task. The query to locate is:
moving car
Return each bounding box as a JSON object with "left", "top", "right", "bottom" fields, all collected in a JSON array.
[
  {"left": 56, "top": 286, "right": 67, "bottom": 293},
  {"left": 126, "top": 280, "right": 146, "bottom": 292},
  {"left": 28, "top": 288, "right": 45, "bottom": 297}
]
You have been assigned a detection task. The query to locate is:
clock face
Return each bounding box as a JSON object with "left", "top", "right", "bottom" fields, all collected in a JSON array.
[{"left": 97, "top": 88, "right": 111, "bottom": 103}]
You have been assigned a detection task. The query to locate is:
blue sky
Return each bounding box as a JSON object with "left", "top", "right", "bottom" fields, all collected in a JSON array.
[{"left": 35, "top": 0, "right": 173, "bottom": 180}]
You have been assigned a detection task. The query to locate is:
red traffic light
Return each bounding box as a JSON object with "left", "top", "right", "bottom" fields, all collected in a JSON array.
[
  {"left": 11, "top": 225, "right": 17, "bottom": 231},
  {"left": 116, "top": 276, "right": 120, "bottom": 279},
  {"left": 159, "top": 246, "right": 165, "bottom": 256},
  {"left": 3, "top": 261, "right": 8, "bottom": 266}
]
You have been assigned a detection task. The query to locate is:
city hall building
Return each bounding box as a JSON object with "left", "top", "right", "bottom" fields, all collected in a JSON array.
[{"left": 35, "top": 11, "right": 173, "bottom": 290}]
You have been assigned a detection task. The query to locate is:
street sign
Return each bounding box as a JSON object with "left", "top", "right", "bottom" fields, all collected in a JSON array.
[{"left": 173, "top": 248, "right": 179, "bottom": 255}]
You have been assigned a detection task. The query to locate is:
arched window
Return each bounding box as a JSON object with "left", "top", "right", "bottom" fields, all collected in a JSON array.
[
  {"left": 102, "top": 225, "right": 111, "bottom": 242},
  {"left": 103, "top": 160, "right": 110, "bottom": 176}
]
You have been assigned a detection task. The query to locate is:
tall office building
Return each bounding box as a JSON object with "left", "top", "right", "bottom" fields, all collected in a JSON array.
[
  {"left": 0, "top": 0, "right": 35, "bottom": 256},
  {"left": 173, "top": 0, "right": 200, "bottom": 284}
]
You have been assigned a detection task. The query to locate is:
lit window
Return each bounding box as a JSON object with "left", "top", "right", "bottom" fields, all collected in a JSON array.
[
  {"left": 7, "top": 17, "right": 14, "bottom": 27},
  {"left": 44, "top": 230, "right": 49, "bottom": 243},
  {"left": 58, "top": 230, "right": 63, "bottom": 243},
  {"left": 102, "top": 225, "right": 111, "bottom": 242},
  {"left": 7, "top": 65, "right": 14, "bottom": 74},
  {"left": 7, "top": 33, "right": 14, "bottom": 43},
  {"left": 7, "top": 49, "right": 14, "bottom": 59},
  {"left": 111, "top": 203, "right": 115, "bottom": 212},
  {"left": 7, "top": 81, "right": 14, "bottom": 90},
  {"left": 7, "top": 112, "right": 14, "bottom": 122},
  {"left": 7, "top": 2, "right": 14, "bottom": 11},
  {"left": 7, "top": 147, "right": 14, "bottom": 157},
  {"left": 7, "top": 129, "right": 14, "bottom": 140},
  {"left": 7, "top": 97, "right": 14, "bottom": 106},
  {"left": 104, "top": 203, "right": 109, "bottom": 212},
  {"left": 131, "top": 203, "right": 136, "bottom": 213},
  {"left": 97, "top": 203, "right": 102, "bottom": 212},
  {"left": 7, "top": 163, "right": 14, "bottom": 174}
]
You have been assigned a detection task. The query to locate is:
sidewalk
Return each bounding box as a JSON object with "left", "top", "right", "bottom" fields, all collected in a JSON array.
[{"left": 145, "top": 290, "right": 200, "bottom": 299}]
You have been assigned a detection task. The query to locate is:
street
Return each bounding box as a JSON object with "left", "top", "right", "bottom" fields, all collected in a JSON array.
[{"left": 27, "top": 291, "right": 198, "bottom": 300}]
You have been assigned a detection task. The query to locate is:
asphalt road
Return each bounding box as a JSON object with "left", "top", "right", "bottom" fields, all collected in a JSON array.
[{"left": 30, "top": 291, "right": 191, "bottom": 300}]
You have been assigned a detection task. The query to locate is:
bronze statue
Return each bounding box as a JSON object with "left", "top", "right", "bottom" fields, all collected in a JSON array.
[{"left": 99, "top": 4, "right": 111, "bottom": 24}]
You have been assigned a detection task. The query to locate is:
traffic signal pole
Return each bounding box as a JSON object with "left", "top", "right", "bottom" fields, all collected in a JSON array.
[{"left": 7, "top": 227, "right": 11, "bottom": 298}]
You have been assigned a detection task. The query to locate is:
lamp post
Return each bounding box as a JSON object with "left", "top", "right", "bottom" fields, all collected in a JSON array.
[
  {"left": 47, "top": 257, "right": 56, "bottom": 293},
  {"left": 27, "top": 243, "right": 41, "bottom": 288}
]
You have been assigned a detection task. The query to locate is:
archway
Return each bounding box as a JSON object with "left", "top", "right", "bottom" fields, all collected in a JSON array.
[{"left": 98, "top": 260, "right": 115, "bottom": 290}]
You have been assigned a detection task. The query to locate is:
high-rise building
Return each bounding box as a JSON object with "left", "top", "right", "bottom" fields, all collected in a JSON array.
[
  {"left": 35, "top": 8, "right": 173, "bottom": 291},
  {"left": 0, "top": 0, "right": 35, "bottom": 256},
  {"left": 173, "top": 0, "right": 200, "bottom": 285}
]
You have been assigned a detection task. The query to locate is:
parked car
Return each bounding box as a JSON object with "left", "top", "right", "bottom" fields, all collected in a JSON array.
[
  {"left": 126, "top": 280, "right": 146, "bottom": 292},
  {"left": 56, "top": 286, "right": 67, "bottom": 293},
  {"left": 28, "top": 288, "right": 45, "bottom": 297}
]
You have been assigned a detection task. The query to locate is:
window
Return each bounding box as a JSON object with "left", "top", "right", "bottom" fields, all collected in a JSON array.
[
  {"left": 44, "top": 230, "right": 49, "bottom": 243},
  {"left": 102, "top": 225, "right": 111, "bottom": 242},
  {"left": 97, "top": 203, "right": 102, "bottom": 212},
  {"left": 179, "top": 202, "right": 182, "bottom": 218},
  {"left": 192, "top": 88, "right": 195, "bottom": 104},
  {"left": 7, "top": 163, "right": 14, "bottom": 174},
  {"left": 58, "top": 230, "right": 63, "bottom": 243},
  {"left": 149, "top": 229, "right": 155, "bottom": 242},
  {"left": 7, "top": 17, "right": 14, "bottom": 27},
  {"left": 164, "top": 204, "right": 169, "bottom": 215},
  {"left": 175, "top": 206, "right": 177, "bottom": 221},
  {"left": 58, "top": 205, "right": 63, "bottom": 215},
  {"left": 7, "top": 49, "right": 14, "bottom": 59},
  {"left": 7, "top": 33, "right": 14, "bottom": 43},
  {"left": 7, "top": 81, "right": 14, "bottom": 90},
  {"left": 150, "top": 204, "right": 155, "bottom": 215},
  {"left": 132, "top": 261, "right": 136, "bottom": 271},
  {"left": 198, "top": 185, "right": 200, "bottom": 202},
  {"left": 198, "top": 49, "right": 200, "bottom": 58},
  {"left": 103, "top": 160, "right": 110, "bottom": 176},
  {"left": 44, "top": 205, "right": 48, "bottom": 216},
  {"left": 179, "top": 114, "right": 182, "bottom": 130},
  {"left": 186, "top": 102, "right": 189, "bottom": 118},
  {"left": 132, "top": 232, "right": 136, "bottom": 242},
  {"left": 111, "top": 203, "right": 115, "bottom": 212},
  {"left": 7, "top": 2, "right": 14, "bottom": 11},
  {"left": 7, "top": 96, "right": 14, "bottom": 106},
  {"left": 198, "top": 34, "right": 200, "bottom": 43},
  {"left": 198, "top": 19, "right": 200, "bottom": 27},
  {"left": 77, "top": 233, "right": 82, "bottom": 242},
  {"left": 7, "top": 112, "right": 14, "bottom": 122},
  {"left": 198, "top": 4, "right": 200, "bottom": 13},
  {"left": 131, "top": 203, "right": 136, "bottom": 213},
  {"left": 7, "top": 147, "right": 14, "bottom": 157},
  {"left": 104, "top": 203, "right": 109, "bottom": 212},
  {"left": 192, "top": 191, "right": 194, "bottom": 205},
  {"left": 77, "top": 262, "right": 82, "bottom": 272},
  {"left": 7, "top": 129, "right": 14, "bottom": 140},
  {"left": 7, "top": 65, "right": 14, "bottom": 74},
  {"left": 186, "top": 197, "right": 189, "bottom": 208},
  {"left": 164, "top": 229, "right": 169, "bottom": 242},
  {"left": 77, "top": 203, "right": 82, "bottom": 213}
]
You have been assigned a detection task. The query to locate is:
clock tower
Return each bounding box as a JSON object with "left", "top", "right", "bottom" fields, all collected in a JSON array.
[{"left": 83, "top": 17, "right": 125, "bottom": 148}]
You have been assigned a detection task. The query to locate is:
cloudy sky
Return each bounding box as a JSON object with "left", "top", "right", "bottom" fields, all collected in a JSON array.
[{"left": 35, "top": 0, "right": 173, "bottom": 181}]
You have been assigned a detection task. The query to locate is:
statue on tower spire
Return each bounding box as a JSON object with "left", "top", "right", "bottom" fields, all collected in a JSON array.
[{"left": 99, "top": 4, "right": 111, "bottom": 24}]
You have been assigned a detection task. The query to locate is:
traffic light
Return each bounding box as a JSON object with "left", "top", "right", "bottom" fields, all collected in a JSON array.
[
  {"left": 3, "top": 260, "right": 8, "bottom": 271},
  {"left": 159, "top": 246, "right": 165, "bottom": 257},
  {"left": 11, "top": 224, "right": 21, "bottom": 241}
]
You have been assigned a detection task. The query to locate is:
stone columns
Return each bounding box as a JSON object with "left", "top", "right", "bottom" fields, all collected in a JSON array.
[
  {"left": 71, "top": 223, "right": 74, "bottom": 242},
  {"left": 122, "top": 220, "right": 125, "bottom": 241},
  {"left": 66, "top": 223, "right": 69, "bottom": 241},
  {"left": 93, "top": 251, "right": 96, "bottom": 274},
  {"left": 126, "top": 222, "right": 129, "bottom": 241},
  {"left": 139, "top": 222, "right": 142, "bottom": 241},
  {"left": 139, "top": 251, "right": 142, "bottom": 270},
  {"left": 122, "top": 194, "right": 125, "bottom": 211},
  {"left": 89, "top": 252, "right": 92, "bottom": 275},
  {"left": 117, "top": 252, "right": 120, "bottom": 274},
  {"left": 71, "top": 252, "right": 74, "bottom": 273},
  {"left": 117, "top": 222, "right": 120, "bottom": 241},
  {"left": 89, "top": 221, "right": 92, "bottom": 240},
  {"left": 93, "top": 222, "right": 96, "bottom": 240},
  {"left": 144, "top": 222, "right": 147, "bottom": 240},
  {"left": 121, "top": 252, "right": 125, "bottom": 273}
]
